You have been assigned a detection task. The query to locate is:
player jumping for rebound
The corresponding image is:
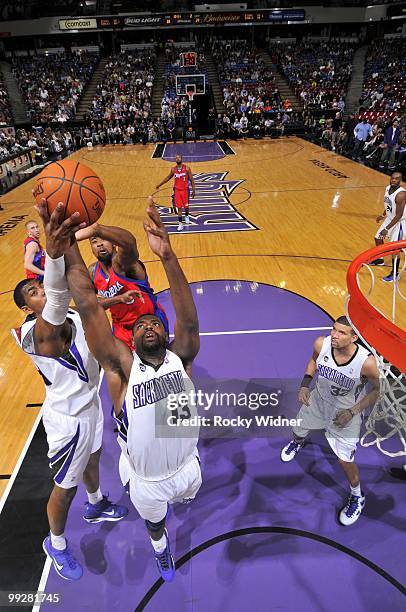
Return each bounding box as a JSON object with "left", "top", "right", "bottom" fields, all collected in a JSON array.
[
  {"left": 75, "top": 223, "right": 168, "bottom": 350},
  {"left": 37, "top": 197, "right": 201, "bottom": 583},
  {"left": 280, "top": 317, "right": 379, "bottom": 526},
  {"left": 156, "top": 154, "right": 196, "bottom": 232},
  {"left": 13, "top": 204, "right": 127, "bottom": 581}
]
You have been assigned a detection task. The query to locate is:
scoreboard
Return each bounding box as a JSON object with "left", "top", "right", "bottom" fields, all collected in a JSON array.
[
  {"left": 93, "top": 9, "right": 305, "bottom": 30},
  {"left": 180, "top": 52, "right": 197, "bottom": 68}
]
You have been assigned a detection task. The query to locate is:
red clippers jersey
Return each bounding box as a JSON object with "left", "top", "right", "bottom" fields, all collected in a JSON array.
[
  {"left": 24, "top": 237, "right": 45, "bottom": 279},
  {"left": 92, "top": 262, "right": 169, "bottom": 343},
  {"left": 173, "top": 164, "right": 189, "bottom": 191}
]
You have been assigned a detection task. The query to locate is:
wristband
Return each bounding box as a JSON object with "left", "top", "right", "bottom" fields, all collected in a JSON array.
[{"left": 300, "top": 374, "right": 313, "bottom": 388}]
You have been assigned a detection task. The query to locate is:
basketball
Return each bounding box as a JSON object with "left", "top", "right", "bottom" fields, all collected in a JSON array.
[{"left": 33, "top": 159, "right": 106, "bottom": 225}]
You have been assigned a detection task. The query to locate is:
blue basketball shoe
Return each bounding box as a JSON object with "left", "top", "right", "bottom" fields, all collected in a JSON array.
[
  {"left": 43, "top": 536, "right": 83, "bottom": 581},
  {"left": 154, "top": 529, "right": 175, "bottom": 582},
  {"left": 83, "top": 495, "right": 128, "bottom": 524}
]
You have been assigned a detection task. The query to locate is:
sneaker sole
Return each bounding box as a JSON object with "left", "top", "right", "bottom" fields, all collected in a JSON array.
[
  {"left": 42, "top": 540, "right": 82, "bottom": 581},
  {"left": 83, "top": 514, "right": 127, "bottom": 524}
]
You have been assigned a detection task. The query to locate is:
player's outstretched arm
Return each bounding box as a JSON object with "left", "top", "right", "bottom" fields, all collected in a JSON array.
[
  {"left": 33, "top": 201, "right": 85, "bottom": 356},
  {"left": 37, "top": 201, "right": 132, "bottom": 412},
  {"left": 144, "top": 198, "right": 199, "bottom": 373},
  {"left": 65, "top": 242, "right": 132, "bottom": 411},
  {"left": 155, "top": 169, "right": 174, "bottom": 190},
  {"left": 76, "top": 223, "right": 145, "bottom": 279}
]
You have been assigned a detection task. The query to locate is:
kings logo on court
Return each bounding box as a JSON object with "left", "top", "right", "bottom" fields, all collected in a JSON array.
[{"left": 158, "top": 172, "right": 256, "bottom": 234}]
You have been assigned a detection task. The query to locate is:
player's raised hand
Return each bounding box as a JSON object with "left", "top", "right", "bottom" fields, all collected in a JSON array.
[
  {"left": 35, "top": 197, "right": 86, "bottom": 259},
  {"left": 144, "top": 196, "right": 173, "bottom": 261},
  {"left": 298, "top": 387, "right": 311, "bottom": 406}
]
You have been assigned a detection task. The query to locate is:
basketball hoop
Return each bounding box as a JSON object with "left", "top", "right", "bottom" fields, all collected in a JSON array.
[
  {"left": 186, "top": 89, "right": 195, "bottom": 103},
  {"left": 346, "top": 240, "right": 406, "bottom": 456}
]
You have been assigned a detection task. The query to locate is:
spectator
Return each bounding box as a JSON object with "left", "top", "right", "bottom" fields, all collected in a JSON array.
[
  {"left": 353, "top": 118, "right": 372, "bottom": 160},
  {"left": 379, "top": 119, "right": 401, "bottom": 169}
]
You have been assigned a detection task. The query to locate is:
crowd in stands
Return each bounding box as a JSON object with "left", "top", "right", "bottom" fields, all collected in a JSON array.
[
  {"left": 0, "top": 0, "right": 24, "bottom": 21},
  {"left": 15, "top": 52, "right": 99, "bottom": 123},
  {"left": 271, "top": 40, "right": 353, "bottom": 112},
  {"left": 87, "top": 50, "right": 155, "bottom": 125},
  {"left": 211, "top": 37, "right": 295, "bottom": 138},
  {"left": 359, "top": 39, "right": 405, "bottom": 118},
  {"left": 0, "top": 126, "right": 76, "bottom": 167},
  {"left": 215, "top": 110, "right": 302, "bottom": 140},
  {"left": 0, "top": 77, "right": 13, "bottom": 124},
  {"left": 306, "top": 112, "right": 406, "bottom": 169}
]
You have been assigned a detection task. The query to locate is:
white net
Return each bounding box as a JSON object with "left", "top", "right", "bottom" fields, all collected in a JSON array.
[
  {"left": 346, "top": 247, "right": 406, "bottom": 457},
  {"left": 360, "top": 359, "right": 406, "bottom": 457}
]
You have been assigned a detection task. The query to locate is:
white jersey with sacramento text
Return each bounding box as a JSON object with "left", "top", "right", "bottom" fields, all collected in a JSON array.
[
  {"left": 120, "top": 349, "right": 199, "bottom": 482},
  {"left": 383, "top": 185, "right": 406, "bottom": 221},
  {"left": 316, "top": 336, "right": 370, "bottom": 411},
  {"left": 12, "top": 309, "right": 100, "bottom": 417}
]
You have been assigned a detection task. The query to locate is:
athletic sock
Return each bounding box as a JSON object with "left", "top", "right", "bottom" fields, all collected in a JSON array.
[
  {"left": 150, "top": 533, "right": 167, "bottom": 553},
  {"left": 50, "top": 531, "right": 67, "bottom": 551},
  {"left": 87, "top": 487, "right": 103, "bottom": 505},
  {"left": 350, "top": 483, "right": 361, "bottom": 497}
]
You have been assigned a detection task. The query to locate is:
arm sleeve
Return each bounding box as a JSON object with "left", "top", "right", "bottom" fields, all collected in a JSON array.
[{"left": 41, "top": 253, "right": 71, "bottom": 326}]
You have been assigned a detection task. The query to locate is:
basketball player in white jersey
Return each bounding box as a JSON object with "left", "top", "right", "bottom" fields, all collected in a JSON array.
[
  {"left": 37, "top": 197, "right": 201, "bottom": 583},
  {"left": 371, "top": 172, "right": 406, "bottom": 282},
  {"left": 12, "top": 204, "right": 127, "bottom": 581},
  {"left": 281, "top": 317, "right": 379, "bottom": 526}
]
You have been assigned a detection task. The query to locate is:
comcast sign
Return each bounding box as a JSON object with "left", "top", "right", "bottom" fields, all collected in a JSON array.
[{"left": 59, "top": 18, "right": 97, "bottom": 30}]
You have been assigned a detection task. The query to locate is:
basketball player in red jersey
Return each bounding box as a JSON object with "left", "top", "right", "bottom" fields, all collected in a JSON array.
[
  {"left": 156, "top": 154, "right": 196, "bottom": 232},
  {"left": 24, "top": 219, "right": 45, "bottom": 280},
  {"left": 76, "top": 223, "right": 168, "bottom": 349}
]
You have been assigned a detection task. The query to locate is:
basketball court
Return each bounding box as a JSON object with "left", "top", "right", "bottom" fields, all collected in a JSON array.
[{"left": 0, "top": 137, "right": 405, "bottom": 610}]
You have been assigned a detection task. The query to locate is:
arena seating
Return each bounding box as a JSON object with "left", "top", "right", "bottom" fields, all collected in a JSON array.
[
  {"left": 88, "top": 50, "right": 155, "bottom": 126},
  {"left": 0, "top": 76, "right": 13, "bottom": 125},
  {"left": 213, "top": 38, "right": 279, "bottom": 114},
  {"left": 0, "top": 126, "right": 75, "bottom": 163},
  {"left": 359, "top": 39, "right": 405, "bottom": 118},
  {"left": 15, "top": 52, "right": 99, "bottom": 123},
  {"left": 270, "top": 41, "right": 354, "bottom": 111}
]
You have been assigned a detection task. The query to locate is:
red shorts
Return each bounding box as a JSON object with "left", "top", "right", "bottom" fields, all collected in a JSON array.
[
  {"left": 173, "top": 189, "right": 189, "bottom": 210},
  {"left": 111, "top": 323, "right": 134, "bottom": 350}
]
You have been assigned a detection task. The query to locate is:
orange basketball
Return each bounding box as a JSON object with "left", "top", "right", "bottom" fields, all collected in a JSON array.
[{"left": 33, "top": 159, "right": 106, "bottom": 225}]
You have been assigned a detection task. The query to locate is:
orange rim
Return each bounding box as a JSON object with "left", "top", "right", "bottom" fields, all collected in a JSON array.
[{"left": 346, "top": 240, "right": 406, "bottom": 373}]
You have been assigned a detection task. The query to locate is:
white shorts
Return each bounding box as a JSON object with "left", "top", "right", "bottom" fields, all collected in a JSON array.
[
  {"left": 292, "top": 390, "right": 361, "bottom": 462},
  {"left": 43, "top": 401, "right": 104, "bottom": 489},
  {"left": 375, "top": 217, "right": 404, "bottom": 242},
  {"left": 125, "top": 454, "right": 202, "bottom": 523}
]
